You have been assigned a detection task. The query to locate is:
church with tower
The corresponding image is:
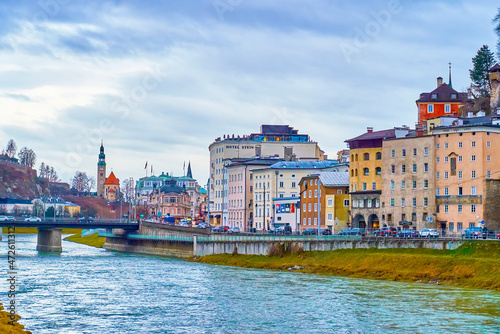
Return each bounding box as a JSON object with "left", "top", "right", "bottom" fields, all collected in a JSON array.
[{"left": 97, "top": 142, "right": 120, "bottom": 202}]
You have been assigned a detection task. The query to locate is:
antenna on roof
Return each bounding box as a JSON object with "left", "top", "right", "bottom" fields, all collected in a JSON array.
[{"left": 448, "top": 62, "right": 452, "bottom": 88}]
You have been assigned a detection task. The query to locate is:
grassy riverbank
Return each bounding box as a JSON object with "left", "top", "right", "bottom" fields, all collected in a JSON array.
[
  {"left": 64, "top": 233, "right": 106, "bottom": 248},
  {"left": 191, "top": 241, "right": 500, "bottom": 291},
  {"left": 0, "top": 304, "right": 31, "bottom": 333},
  {"left": 2, "top": 227, "right": 82, "bottom": 234}
]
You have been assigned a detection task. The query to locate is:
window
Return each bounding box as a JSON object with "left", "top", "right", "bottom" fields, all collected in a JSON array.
[
  {"left": 363, "top": 183, "right": 367, "bottom": 191},
  {"left": 291, "top": 182, "right": 296, "bottom": 188},
  {"left": 436, "top": 172, "right": 440, "bottom": 180},
  {"left": 471, "top": 155, "right": 476, "bottom": 162},
  {"left": 431, "top": 94, "right": 437, "bottom": 99},
  {"left": 458, "top": 171, "right": 462, "bottom": 179},
  {"left": 487, "top": 170, "right": 491, "bottom": 178},
  {"left": 376, "top": 152, "right": 382, "bottom": 160},
  {"left": 303, "top": 204, "right": 306, "bottom": 211},
  {"left": 457, "top": 222, "right": 463, "bottom": 231},
  {"left": 391, "top": 165, "right": 395, "bottom": 174},
  {"left": 444, "top": 204, "right": 449, "bottom": 213},
  {"left": 412, "top": 212, "right": 417, "bottom": 221},
  {"left": 401, "top": 198, "right": 405, "bottom": 207},
  {"left": 458, "top": 187, "right": 463, "bottom": 196},
  {"left": 412, "top": 198, "right": 416, "bottom": 207},
  {"left": 451, "top": 93, "right": 457, "bottom": 98},
  {"left": 436, "top": 156, "right": 440, "bottom": 163},
  {"left": 444, "top": 187, "right": 449, "bottom": 195},
  {"left": 424, "top": 163, "right": 428, "bottom": 172},
  {"left": 444, "top": 171, "right": 448, "bottom": 179},
  {"left": 445, "top": 104, "right": 451, "bottom": 113},
  {"left": 303, "top": 218, "right": 306, "bottom": 225},
  {"left": 327, "top": 213, "right": 333, "bottom": 221},
  {"left": 279, "top": 181, "right": 284, "bottom": 188},
  {"left": 458, "top": 155, "right": 463, "bottom": 162},
  {"left": 402, "top": 149, "right": 406, "bottom": 157},
  {"left": 449, "top": 222, "right": 454, "bottom": 232},
  {"left": 391, "top": 150, "right": 395, "bottom": 158},
  {"left": 401, "top": 181, "right": 405, "bottom": 189},
  {"left": 413, "top": 148, "right": 417, "bottom": 156},
  {"left": 337, "top": 190, "right": 342, "bottom": 194},
  {"left": 471, "top": 204, "right": 476, "bottom": 213},
  {"left": 412, "top": 180, "right": 417, "bottom": 189},
  {"left": 343, "top": 199, "right": 349, "bottom": 207},
  {"left": 458, "top": 204, "right": 462, "bottom": 213},
  {"left": 308, "top": 203, "right": 312, "bottom": 212},
  {"left": 314, "top": 203, "right": 317, "bottom": 212},
  {"left": 308, "top": 218, "right": 311, "bottom": 225},
  {"left": 390, "top": 198, "right": 395, "bottom": 207},
  {"left": 424, "top": 180, "right": 428, "bottom": 189},
  {"left": 487, "top": 141, "right": 491, "bottom": 148},
  {"left": 471, "top": 186, "right": 476, "bottom": 195},
  {"left": 444, "top": 156, "right": 449, "bottom": 162},
  {"left": 314, "top": 190, "right": 317, "bottom": 197},
  {"left": 391, "top": 181, "right": 395, "bottom": 190},
  {"left": 424, "top": 147, "right": 428, "bottom": 156},
  {"left": 412, "top": 164, "right": 417, "bottom": 173},
  {"left": 436, "top": 188, "right": 440, "bottom": 196},
  {"left": 327, "top": 199, "right": 333, "bottom": 207},
  {"left": 363, "top": 168, "right": 369, "bottom": 176},
  {"left": 487, "top": 155, "right": 491, "bottom": 162},
  {"left": 372, "top": 182, "right": 376, "bottom": 190},
  {"left": 436, "top": 143, "right": 440, "bottom": 150},
  {"left": 364, "top": 153, "right": 370, "bottom": 160},
  {"left": 401, "top": 165, "right": 406, "bottom": 174},
  {"left": 309, "top": 190, "right": 312, "bottom": 198},
  {"left": 471, "top": 141, "right": 476, "bottom": 148},
  {"left": 376, "top": 167, "right": 381, "bottom": 175},
  {"left": 428, "top": 105, "right": 434, "bottom": 113},
  {"left": 471, "top": 170, "right": 476, "bottom": 179},
  {"left": 444, "top": 143, "right": 449, "bottom": 149},
  {"left": 458, "top": 142, "right": 463, "bottom": 148},
  {"left": 423, "top": 197, "right": 428, "bottom": 207},
  {"left": 450, "top": 157, "right": 456, "bottom": 176}
]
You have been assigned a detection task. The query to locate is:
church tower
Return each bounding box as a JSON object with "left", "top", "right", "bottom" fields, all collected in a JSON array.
[{"left": 97, "top": 141, "right": 106, "bottom": 197}]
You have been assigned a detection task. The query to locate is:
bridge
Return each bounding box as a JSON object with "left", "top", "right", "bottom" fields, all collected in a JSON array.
[{"left": 0, "top": 219, "right": 139, "bottom": 252}]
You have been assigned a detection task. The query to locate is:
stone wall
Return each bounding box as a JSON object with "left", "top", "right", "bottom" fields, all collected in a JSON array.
[{"left": 484, "top": 179, "right": 500, "bottom": 230}]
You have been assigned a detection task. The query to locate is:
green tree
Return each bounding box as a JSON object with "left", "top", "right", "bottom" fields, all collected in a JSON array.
[
  {"left": 469, "top": 45, "right": 496, "bottom": 98},
  {"left": 45, "top": 206, "right": 55, "bottom": 217}
]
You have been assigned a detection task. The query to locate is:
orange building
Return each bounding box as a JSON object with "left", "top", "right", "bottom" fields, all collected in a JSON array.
[
  {"left": 416, "top": 77, "right": 467, "bottom": 127},
  {"left": 104, "top": 171, "right": 120, "bottom": 202}
]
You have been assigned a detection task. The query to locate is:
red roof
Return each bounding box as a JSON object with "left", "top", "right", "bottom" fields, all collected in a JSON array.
[{"left": 104, "top": 171, "right": 120, "bottom": 185}]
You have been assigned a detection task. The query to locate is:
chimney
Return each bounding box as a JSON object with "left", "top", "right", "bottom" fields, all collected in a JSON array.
[
  {"left": 415, "top": 123, "right": 424, "bottom": 137},
  {"left": 367, "top": 127, "right": 373, "bottom": 133},
  {"left": 437, "top": 77, "right": 443, "bottom": 87}
]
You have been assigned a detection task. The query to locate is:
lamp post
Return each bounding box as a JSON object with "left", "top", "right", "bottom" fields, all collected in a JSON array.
[{"left": 317, "top": 177, "right": 320, "bottom": 238}]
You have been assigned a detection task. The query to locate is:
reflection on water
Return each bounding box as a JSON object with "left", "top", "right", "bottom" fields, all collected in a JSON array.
[{"left": 0, "top": 234, "right": 499, "bottom": 333}]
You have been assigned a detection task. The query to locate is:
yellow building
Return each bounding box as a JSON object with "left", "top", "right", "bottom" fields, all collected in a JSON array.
[
  {"left": 104, "top": 171, "right": 120, "bottom": 202},
  {"left": 64, "top": 202, "right": 81, "bottom": 217},
  {"left": 345, "top": 127, "right": 410, "bottom": 229}
]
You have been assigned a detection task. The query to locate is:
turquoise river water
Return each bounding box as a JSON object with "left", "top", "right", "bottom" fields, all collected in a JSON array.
[{"left": 0, "top": 234, "right": 499, "bottom": 333}]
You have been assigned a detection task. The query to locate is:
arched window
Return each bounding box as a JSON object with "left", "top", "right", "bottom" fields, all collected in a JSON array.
[
  {"left": 364, "top": 153, "right": 370, "bottom": 160},
  {"left": 355, "top": 154, "right": 358, "bottom": 161},
  {"left": 376, "top": 152, "right": 382, "bottom": 160},
  {"left": 355, "top": 169, "right": 358, "bottom": 176},
  {"left": 351, "top": 169, "right": 354, "bottom": 177},
  {"left": 351, "top": 154, "right": 354, "bottom": 161},
  {"left": 363, "top": 168, "right": 369, "bottom": 176},
  {"left": 376, "top": 167, "right": 381, "bottom": 175}
]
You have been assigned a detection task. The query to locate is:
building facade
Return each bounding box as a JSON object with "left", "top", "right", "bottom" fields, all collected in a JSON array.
[
  {"left": 208, "top": 125, "right": 325, "bottom": 226},
  {"left": 149, "top": 179, "right": 191, "bottom": 220},
  {"left": 104, "top": 171, "right": 120, "bottom": 202}
]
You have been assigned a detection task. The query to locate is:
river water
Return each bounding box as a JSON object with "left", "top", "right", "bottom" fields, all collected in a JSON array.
[{"left": 0, "top": 234, "right": 499, "bottom": 333}]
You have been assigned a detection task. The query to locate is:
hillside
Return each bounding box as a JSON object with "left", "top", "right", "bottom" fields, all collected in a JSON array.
[{"left": 0, "top": 161, "right": 49, "bottom": 199}]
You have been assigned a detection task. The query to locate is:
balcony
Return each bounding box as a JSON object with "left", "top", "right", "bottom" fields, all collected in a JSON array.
[{"left": 436, "top": 195, "right": 482, "bottom": 205}]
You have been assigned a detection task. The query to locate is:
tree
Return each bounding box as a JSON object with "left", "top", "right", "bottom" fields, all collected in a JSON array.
[
  {"left": 6, "top": 139, "right": 16, "bottom": 158},
  {"left": 495, "top": 8, "right": 500, "bottom": 58},
  {"left": 86, "top": 176, "right": 96, "bottom": 193},
  {"left": 32, "top": 201, "right": 44, "bottom": 217},
  {"left": 39, "top": 163, "right": 60, "bottom": 182},
  {"left": 121, "top": 178, "right": 135, "bottom": 202},
  {"left": 45, "top": 206, "right": 55, "bottom": 218},
  {"left": 72, "top": 171, "right": 91, "bottom": 194},
  {"left": 18, "top": 147, "right": 36, "bottom": 168},
  {"left": 469, "top": 45, "right": 496, "bottom": 98}
]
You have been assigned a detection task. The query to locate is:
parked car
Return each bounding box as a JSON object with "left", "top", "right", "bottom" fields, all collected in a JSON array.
[
  {"left": 462, "top": 227, "right": 495, "bottom": 239},
  {"left": 0, "top": 215, "right": 8, "bottom": 222},
  {"left": 302, "top": 228, "right": 318, "bottom": 235},
  {"left": 338, "top": 228, "right": 351, "bottom": 235},
  {"left": 79, "top": 216, "right": 94, "bottom": 222},
  {"left": 25, "top": 216, "right": 41, "bottom": 222},
  {"left": 195, "top": 223, "right": 209, "bottom": 228},
  {"left": 227, "top": 227, "right": 240, "bottom": 234},
  {"left": 421, "top": 229, "right": 439, "bottom": 238},
  {"left": 497, "top": 232, "right": 500, "bottom": 240},
  {"left": 320, "top": 228, "right": 332, "bottom": 235},
  {"left": 211, "top": 226, "right": 225, "bottom": 233},
  {"left": 6, "top": 216, "right": 14, "bottom": 222},
  {"left": 372, "top": 229, "right": 380, "bottom": 236},
  {"left": 397, "top": 230, "right": 420, "bottom": 238},
  {"left": 349, "top": 228, "right": 366, "bottom": 236},
  {"left": 378, "top": 227, "right": 398, "bottom": 237}
]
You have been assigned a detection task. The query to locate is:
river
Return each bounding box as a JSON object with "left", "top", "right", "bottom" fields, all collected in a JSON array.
[{"left": 0, "top": 234, "right": 499, "bottom": 333}]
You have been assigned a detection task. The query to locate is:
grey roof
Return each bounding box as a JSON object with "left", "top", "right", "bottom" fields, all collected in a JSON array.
[
  {"left": 267, "top": 160, "right": 339, "bottom": 170},
  {"left": 318, "top": 172, "right": 349, "bottom": 187}
]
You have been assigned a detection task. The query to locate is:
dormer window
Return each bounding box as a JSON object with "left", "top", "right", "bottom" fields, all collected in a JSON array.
[
  {"left": 431, "top": 94, "right": 437, "bottom": 99},
  {"left": 451, "top": 94, "right": 457, "bottom": 99}
]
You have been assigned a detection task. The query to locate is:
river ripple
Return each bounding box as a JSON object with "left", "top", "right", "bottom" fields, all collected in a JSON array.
[{"left": 0, "top": 234, "right": 499, "bottom": 333}]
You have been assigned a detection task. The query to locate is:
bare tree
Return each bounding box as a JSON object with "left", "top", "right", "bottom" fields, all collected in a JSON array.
[
  {"left": 6, "top": 139, "right": 16, "bottom": 158},
  {"left": 121, "top": 178, "right": 135, "bottom": 202},
  {"left": 18, "top": 147, "right": 36, "bottom": 168},
  {"left": 86, "top": 176, "right": 96, "bottom": 193},
  {"left": 39, "top": 163, "right": 60, "bottom": 182},
  {"left": 72, "top": 171, "right": 90, "bottom": 194}
]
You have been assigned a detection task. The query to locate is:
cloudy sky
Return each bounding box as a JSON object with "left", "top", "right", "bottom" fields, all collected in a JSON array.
[{"left": 0, "top": 0, "right": 498, "bottom": 186}]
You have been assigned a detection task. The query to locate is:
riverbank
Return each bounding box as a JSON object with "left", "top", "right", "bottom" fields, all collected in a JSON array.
[
  {"left": 0, "top": 304, "right": 31, "bottom": 333},
  {"left": 64, "top": 233, "right": 106, "bottom": 248},
  {"left": 2, "top": 227, "right": 82, "bottom": 234},
  {"left": 191, "top": 241, "right": 500, "bottom": 291}
]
